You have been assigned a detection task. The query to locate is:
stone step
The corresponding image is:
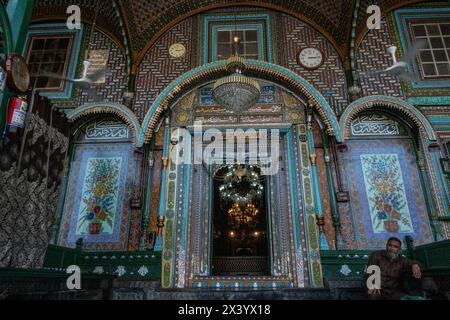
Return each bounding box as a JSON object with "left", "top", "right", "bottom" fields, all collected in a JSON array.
[
  {"left": 111, "top": 285, "right": 333, "bottom": 300},
  {"left": 3, "top": 289, "right": 105, "bottom": 300}
]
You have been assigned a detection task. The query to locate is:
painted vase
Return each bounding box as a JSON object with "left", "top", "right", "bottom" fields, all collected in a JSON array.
[
  {"left": 384, "top": 220, "right": 399, "bottom": 232},
  {"left": 89, "top": 222, "right": 103, "bottom": 234}
]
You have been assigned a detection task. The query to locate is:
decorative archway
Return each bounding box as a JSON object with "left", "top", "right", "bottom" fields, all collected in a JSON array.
[
  {"left": 339, "top": 95, "right": 437, "bottom": 142},
  {"left": 141, "top": 59, "right": 342, "bottom": 143},
  {"left": 66, "top": 102, "right": 144, "bottom": 147}
]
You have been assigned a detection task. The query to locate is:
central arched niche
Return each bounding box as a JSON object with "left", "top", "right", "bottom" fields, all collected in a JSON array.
[
  {"left": 163, "top": 78, "right": 326, "bottom": 289},
  {"left": 211, "top": 164, "right": 269, "bottom": 276}
]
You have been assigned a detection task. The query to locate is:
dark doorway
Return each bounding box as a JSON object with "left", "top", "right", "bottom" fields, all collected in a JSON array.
[{"left": 211, "top": 165, "right": 269, "bottom": 276}]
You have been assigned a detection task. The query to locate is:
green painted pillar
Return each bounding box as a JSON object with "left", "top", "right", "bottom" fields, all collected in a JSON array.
[
  {"left": 139, "top": 138, "right": 156, "bottom": 250},
  {"left": 0, "top": 4, "right": 12, "bottom": 56},
  {"left": 306, "top": 113, "right": 329, "bottom": 250},
  {"left": 322, "top": 131, "right": 341, "bottom": 249},
  {"left": 0, "top": 0, "right": 35, "bottom": 135},
  {"left": 154, "top": 118, "right": 171, "bottom": 251},
  {"left": 7, "top": 0, "right": 35, "bottom": 54}
]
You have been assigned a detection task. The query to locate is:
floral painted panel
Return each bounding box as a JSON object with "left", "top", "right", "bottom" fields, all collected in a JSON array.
[
  {"left": 59, "top": 143, "right": 133, "bottom": 250},
  {"left": 76, "top": 157, "right": 122, "bottom": 236},
  {"left": 342, "top": 139, "right": 433, "bottom": 249},
  {"left": 360, "top": 154, "right": 413, "bottom": 234}
]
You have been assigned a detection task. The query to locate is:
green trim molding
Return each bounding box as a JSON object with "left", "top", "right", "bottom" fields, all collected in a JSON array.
[
  {"left": 0, "top": 3, "right": 12, "bottom": 57},
  {"left": 320, "top": 250, "right": 371, "bottom": 279},
  {"left": 322, "top": 239, "right": 450, "bottom": 280},
  {"left": 409, "top": 239, "right": 450, "bottom": 270},
  {"left": 24, "top": 23, "right": 84, "bottom": 100},
  {"left": 408, "top": 96, "right": 450, "bottom": 106},
  {"left": 42, "top": 244, "right": 162, "bottom": 281},
  {"left": 203, "top": 13, "right": 273, "bottom": 64}
]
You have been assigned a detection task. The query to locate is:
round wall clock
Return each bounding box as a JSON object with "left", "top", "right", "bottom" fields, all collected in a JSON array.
[
  {"left": 297, "top": 48, "right": 324, "bottom": 70},
  {"left": 169, "top": 43, "right": 186, "bottom": 58},
  {"left": 6, "top": 53, "right": 30, "bottom": 93}
]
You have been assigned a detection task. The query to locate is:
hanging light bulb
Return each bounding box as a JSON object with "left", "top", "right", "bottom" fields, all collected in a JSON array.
[{"left": 212, "top": 31, "right": 260, "bottom": 113}]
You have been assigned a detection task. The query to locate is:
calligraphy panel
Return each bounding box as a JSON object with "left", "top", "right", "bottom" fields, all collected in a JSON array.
[{"left": 351, "top": 114, "right": 401, "bottom": 136}]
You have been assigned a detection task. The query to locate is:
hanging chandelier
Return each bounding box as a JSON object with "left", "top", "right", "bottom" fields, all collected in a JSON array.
[
  {"left": 219, "top": 164, "right": 264, "bottom": 206},
  {"left": 227, "top": 201, "right": 259, "bottom": 230},
  {"left": 212, "top": 37, "right": 260, "bottom": 113}
]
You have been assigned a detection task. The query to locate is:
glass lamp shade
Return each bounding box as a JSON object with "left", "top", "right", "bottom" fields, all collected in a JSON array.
[
  {"left": 212, "top": 56, "right": 260, "bottom": 113},
  {"left": 212, "top": 73, "right": 260, "bottom": 112}
]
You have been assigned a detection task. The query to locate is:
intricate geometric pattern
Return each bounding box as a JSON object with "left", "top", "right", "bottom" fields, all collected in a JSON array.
[
  {"left": 356, "top": 19, "right": 404, "bottom": 97},
  {"left": 122, "top": 0, "right": 354, "bottom": 56},
  {"left": 53, "top": 28, "right": 127, "bottom": 108},
  {"left": 31, "top": 0, "right": 445, "bottom": 67},
  {"left": 134, "top": 17, "right": 195, "bottom": 121},
  {"left": 281, "top": 14, "right": 348, "bottom": 115},
  {"left": 356, "top": 0, "right": 442, "bottom": 43},
  {"left": 32, "top": 0, "right": 123, "bottom": 48}
]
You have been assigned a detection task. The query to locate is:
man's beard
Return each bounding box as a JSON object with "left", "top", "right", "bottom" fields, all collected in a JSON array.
[{"left": 387, "top": 251, "right": 399, "bottom": 260}]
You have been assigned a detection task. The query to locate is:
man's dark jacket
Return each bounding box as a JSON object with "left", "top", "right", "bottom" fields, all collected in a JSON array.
[{"left": 367, "top": 250, "right": 421, "bottom": 299}]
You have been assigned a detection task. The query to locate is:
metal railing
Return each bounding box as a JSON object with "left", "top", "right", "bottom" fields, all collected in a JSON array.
[{"left": 212, "top": 256, "right": 269, "bottom": 275}]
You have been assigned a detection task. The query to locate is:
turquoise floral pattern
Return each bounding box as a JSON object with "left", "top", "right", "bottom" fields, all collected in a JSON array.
[
  {"left": 360, "top": 154, "right": 413, "bottom": 233},
  {"left": 76, "top": 157, "right": 122, "bottom": 235}
]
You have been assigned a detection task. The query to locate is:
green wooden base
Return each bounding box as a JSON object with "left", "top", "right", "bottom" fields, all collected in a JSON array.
[{"left": 41, "top": 244, "right": 162, "bottom": 281}]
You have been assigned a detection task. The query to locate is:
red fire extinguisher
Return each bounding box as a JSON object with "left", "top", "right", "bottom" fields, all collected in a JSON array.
[{"left": 6, "top": 96, "right": 28, "bottom": 135}]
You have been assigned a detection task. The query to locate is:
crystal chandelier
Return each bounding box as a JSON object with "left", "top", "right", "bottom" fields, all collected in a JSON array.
[
  {"left": 227, "top": 201, "right": 260, "bottom": 230},
  {"left": 212, "top": 37, "right": 260, "bottom": 113},
  {"left": 219, "top": 164, "right": 264, "bottom": 206}
]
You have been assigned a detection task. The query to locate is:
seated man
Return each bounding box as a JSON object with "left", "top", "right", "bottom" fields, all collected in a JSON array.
[{"left": 367, "top": 237, "right": 422, "bottom": 300}]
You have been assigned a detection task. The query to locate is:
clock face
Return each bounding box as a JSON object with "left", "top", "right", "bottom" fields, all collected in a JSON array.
[
  {"left": 6, "top": 54, "right": 30, "bottom": 93},
  {"left": 169, "top": 43, "right": 186, "bottom": 58},
  {"left": 297, "top": 48, "right": 324, "bottom": 70}
]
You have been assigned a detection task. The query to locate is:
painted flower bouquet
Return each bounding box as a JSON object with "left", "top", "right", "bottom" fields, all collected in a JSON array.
[
  {"left": 77, "top": 158, "right": 120, "bottom": 235},
  {"left": 84, "top": 202, "right": 114, "bottom": 235},
  {"left": 375, "top": 198, "right": 404, "bottom": 232},
  {"left": 363, "top": 154, "right": 412, "bottom": 233}
]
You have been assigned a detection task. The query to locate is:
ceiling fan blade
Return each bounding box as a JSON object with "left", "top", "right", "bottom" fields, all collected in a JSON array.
[
  {"left": 40, "top": 71, "right": 69, "bottom": 81},
  {"left": 82, "top": 60, "right": 92, "bottom": 79},
  {"left": 88, "top": 67, "right": 107, "bottom": 83},
  {"left": 398, "top": 71, "right": 421, "bottom": 82},
  {"left": 72, "top": 80, "right": 91, "bottom": 90},
  {"left": 385, "top": 67, "right": 404, "bottom": 76},
  {"left": 400, "top": 39, "right": 427, "bottom": 64}
]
